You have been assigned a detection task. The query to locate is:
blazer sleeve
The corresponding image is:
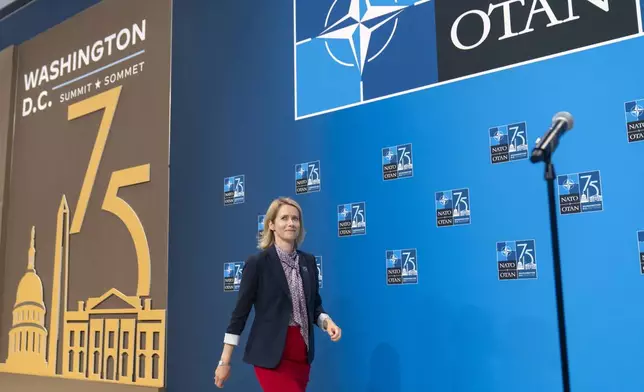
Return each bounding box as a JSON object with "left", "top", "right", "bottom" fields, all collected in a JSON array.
[
  {"left": 311, "top": 254, "right": 329, "bottom": 328},
  {"left": 224, "top": 255, "right": 259, "bottom": 345}
]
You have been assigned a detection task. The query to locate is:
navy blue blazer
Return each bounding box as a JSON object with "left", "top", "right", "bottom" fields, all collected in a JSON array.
[{"left": 225, "top": 245, "right": 326, "bottom": 368}]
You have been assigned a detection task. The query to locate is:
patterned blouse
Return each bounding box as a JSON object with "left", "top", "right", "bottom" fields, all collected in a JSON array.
[{"left": 274, "top": 245, "right": 309, "bottom": 349}]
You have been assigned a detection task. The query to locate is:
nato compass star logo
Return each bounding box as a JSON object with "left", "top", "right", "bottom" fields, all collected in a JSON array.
[
  {"left": 438, "top": 194, "right": 449, "bottom": 206},
  {"left": 630, "top": 103, "right": 644, "bottom": 119},
  {"left": 319, "top": 0, "right": 407, "bottom": 76},
  {"left": 294, "top": 0, "right": 437, "bottom": 119},
  {"left": 562, "top": 178, "right": 575, "bottom": 192},
  {"left": 493, "top": 129, "right": 505, "bottom": 143},
  {"left": 501, "top": 245, "right": 512, "bottom": 258}
]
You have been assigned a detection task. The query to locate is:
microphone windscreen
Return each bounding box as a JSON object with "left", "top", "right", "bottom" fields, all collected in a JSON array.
[{"left": 552, "top": 111, "right": 574, "bottom": 130}]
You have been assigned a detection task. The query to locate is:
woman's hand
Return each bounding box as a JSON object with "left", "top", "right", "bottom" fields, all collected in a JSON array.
[
  {"left": 214, "top": 364, "right": 231, "bottom": 388},
  {"left": 325, "top": 319, "right": 342, "bottom": 342}
]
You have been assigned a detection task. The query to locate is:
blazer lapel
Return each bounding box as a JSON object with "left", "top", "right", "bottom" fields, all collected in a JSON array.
[
  {"left": 267, "top": 245, "right": 291, "bottom": 299},
  {"left": 298, "top": 252, "right": 312, "bottom": 305}
]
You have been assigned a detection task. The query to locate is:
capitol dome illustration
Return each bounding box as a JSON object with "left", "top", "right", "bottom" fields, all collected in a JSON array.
[{"left": 5, "top": 226, "right": 49, "bottom": 373}]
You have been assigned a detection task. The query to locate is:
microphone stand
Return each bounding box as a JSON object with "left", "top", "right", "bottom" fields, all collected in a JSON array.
[{"left": 541, "top": 148, "right": 571, "bottom": 392}]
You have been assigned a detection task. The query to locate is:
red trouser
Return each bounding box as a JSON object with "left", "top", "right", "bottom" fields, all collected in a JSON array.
[{"left": 254, "top": 326, "right": 311, "bottom": 392}]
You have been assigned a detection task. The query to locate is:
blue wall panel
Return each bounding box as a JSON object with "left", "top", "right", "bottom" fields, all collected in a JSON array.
[
  {"left": 165, "top": 1, "right": 644, "bottom": 392},
  {"left": 167, "top": 1, "right": 644, "bottom": 391}
]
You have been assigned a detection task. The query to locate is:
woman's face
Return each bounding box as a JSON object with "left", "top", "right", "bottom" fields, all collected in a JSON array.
[{"left": 270, "top": 204, "right": 301, "bottom": 244}]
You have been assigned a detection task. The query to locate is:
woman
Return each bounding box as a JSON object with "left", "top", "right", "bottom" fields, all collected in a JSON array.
[{"left": 214, "top": 197, "right": 342, "bottom": 391}]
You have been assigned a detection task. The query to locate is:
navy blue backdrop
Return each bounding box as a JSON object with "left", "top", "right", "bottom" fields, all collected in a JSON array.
[{"left": 2, "top": 1, "right": 644, "bottom": 392}]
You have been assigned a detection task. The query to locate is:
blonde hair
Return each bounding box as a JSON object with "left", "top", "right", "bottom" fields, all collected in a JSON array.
[{"left": 258, "top": 197, "right": 306, "bottom": 249}]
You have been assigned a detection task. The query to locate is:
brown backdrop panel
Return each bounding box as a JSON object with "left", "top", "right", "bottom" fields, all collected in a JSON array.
[
  {"left": 0, "top": 0, "right": 171, "bottom": 389},
  {"left": 0, "top": 45, "right": 17, "bottom": 360}
]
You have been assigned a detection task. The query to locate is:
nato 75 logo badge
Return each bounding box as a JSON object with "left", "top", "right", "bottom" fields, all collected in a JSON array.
[
  {"left": 224, "top": 174, "right": 245, "bottom": 205},
  {"left": 489, "top": 122, "right": 528, "bottom": 164},
  {"left": 557, "top": 170, "right": 603, "bottom": 215},
  {"left": 315, "top": 256, "right": 323, "bottom": 288},
  {"left": 295, "top": 160, "right": 321, "bottom": 194},
  {"left": 638, "top": 231, "right": 644, "bottom": 275},
  {"left": 435, "top": 188, "right": 471, "bottom": 227},
  {"left": 382, "top": 143, "right": 413, "bottom": 180},
  {"left": 386, "top": 249, "right": 418, "bottom": 285},
  {"left": 624, "top": 99, "right": 644, "bottom": 143},
  {"left": 224, "top": 261, "right": 245, "bottom": 292},
  {"left": 497, "top": 240, "right": 537, "bottom": 280},
  {"left": 337, "top": 202, "right": 366, "bottom": 237}
]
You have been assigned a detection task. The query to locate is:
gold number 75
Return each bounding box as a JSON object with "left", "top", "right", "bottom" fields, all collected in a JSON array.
[{"left": 67, "top": 85, "right": 151, "bottom": 297}]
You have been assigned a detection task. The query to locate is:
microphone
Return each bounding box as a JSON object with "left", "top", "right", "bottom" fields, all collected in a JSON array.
[{"left": 530, "top": 112, "right": 574, "bottom": 163}]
